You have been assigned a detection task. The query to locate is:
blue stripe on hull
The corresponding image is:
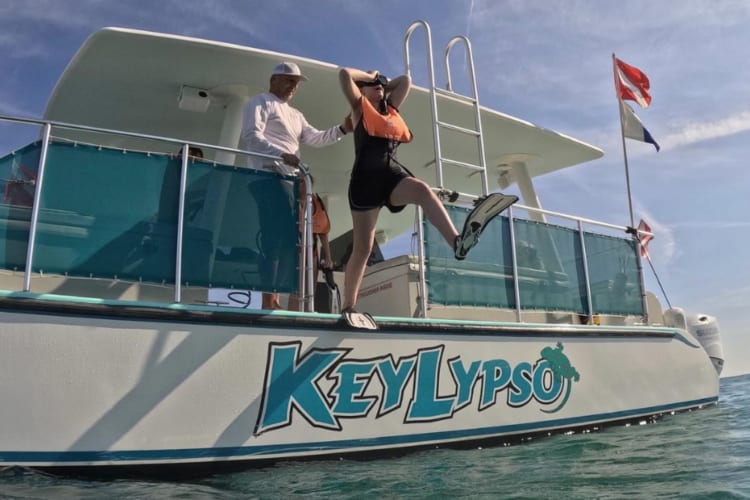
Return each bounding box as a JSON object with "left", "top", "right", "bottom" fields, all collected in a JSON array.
[{"left": 0, "top": 397, "right": 717, "bottom": 465}]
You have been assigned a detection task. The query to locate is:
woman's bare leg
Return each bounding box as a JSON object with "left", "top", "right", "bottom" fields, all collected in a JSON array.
[
  {"left": 390, "top": 177, "right": 458, "bottom": 244},
  {"left": 342, "top": 208, "right": 380, "bottom": 311}
]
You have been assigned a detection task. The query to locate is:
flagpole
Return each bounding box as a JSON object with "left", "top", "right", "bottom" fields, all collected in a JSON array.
[
  {"left": 613, "top": 53, "right": 648, "bottom": 322},
  {"left": 613, "top": 53, "right": 636, "bottom": 230}
]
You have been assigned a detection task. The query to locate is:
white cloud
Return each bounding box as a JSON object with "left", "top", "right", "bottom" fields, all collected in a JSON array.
[
  {"left": 0, "top": 99, "right": 36, "bottom": 118},
  {"left": 671, "top": 220, "right": 750, "bottom": 230},
  {"left": 658, "top": 111, "right": 750, "bottom": 150},
  {"left": 0, "top": 33, "right": 48, "bottom": 59}
]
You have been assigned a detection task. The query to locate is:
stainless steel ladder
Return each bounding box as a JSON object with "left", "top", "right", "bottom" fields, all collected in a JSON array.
[
  {"left": 403, "top": 20, "right": 490, "bottom": 198},
  {"left": 403, "top": 20, "right": 490, "bottom": 318}
]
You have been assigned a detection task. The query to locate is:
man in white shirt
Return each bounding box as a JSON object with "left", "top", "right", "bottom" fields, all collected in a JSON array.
[
  {"left": 241, "top": 61, "right": 349, "bottom": 174},
  {"left": 242, "top": 62, "right": 350, "bottom": 309}
]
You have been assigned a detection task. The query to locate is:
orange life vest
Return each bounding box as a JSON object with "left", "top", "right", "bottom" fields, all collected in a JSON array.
[
  {"left": 360, "top": 97, "right": 413, "bottom": 143},
  {"left": 312, "top": 194, "right": 330, "bottom": 235}
]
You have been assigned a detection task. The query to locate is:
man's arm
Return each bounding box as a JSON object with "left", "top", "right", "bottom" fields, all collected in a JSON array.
[{"left": 298, "top": 112, "right": 347, "bottom": 148}]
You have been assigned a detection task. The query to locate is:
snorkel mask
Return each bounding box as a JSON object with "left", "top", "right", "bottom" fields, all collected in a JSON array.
[{"left": 357, "top": 74, "right": 389, "bottom": 87}]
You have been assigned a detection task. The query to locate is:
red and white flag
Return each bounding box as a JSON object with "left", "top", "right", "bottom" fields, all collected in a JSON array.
[
  {"left": 637, "top": 219, "right": 653, "bottom": 257},
  {"left": 615, "top": 57, "right": 652, "bottom": 108}
]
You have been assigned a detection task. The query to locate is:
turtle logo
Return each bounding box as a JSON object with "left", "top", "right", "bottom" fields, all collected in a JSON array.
[{"left": 539, "top": 342, "right": 579, "bottom": 414}]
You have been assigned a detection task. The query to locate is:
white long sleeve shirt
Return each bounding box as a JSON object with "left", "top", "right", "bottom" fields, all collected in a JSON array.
[{"left": 240, "top": 92, "right": 343, "bottom": 174}]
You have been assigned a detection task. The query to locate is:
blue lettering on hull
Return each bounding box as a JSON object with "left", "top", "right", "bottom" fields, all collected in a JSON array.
[{"left": 254, "top": 341, "right": 579, "bottom": 435}]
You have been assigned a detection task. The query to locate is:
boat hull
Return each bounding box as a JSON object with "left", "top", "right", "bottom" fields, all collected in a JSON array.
[{"left": 0, "top": 296, "right": 718, "bottom": 472}]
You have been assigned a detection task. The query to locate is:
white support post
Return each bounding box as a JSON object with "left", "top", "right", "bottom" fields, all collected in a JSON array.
[{"left": 513, "top": 161, "right": 546, "bottom": 224}]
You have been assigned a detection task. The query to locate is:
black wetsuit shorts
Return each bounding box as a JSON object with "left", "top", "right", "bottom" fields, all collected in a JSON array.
[{"left": 348, "top": 119, "right": 411, "bottom": 213}]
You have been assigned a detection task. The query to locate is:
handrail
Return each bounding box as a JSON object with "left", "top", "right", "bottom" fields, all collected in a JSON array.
[
  {"left": 431, "top": 186, "right": 653, "bottom": 237},
  {"left": 0, "top": 119, "right": 653, "bottom": 242},
  {"left": 443, "top": 35, "right": 489, "bottom": 196},
  {"left": 403, "top": 21, "right": 444, "bottom": 191},
  {"left": 1, "top": 113, "right": 315, "bottom": 308},
  {"left": 0, "top": 114, "right": 278, "bottom": 166}
]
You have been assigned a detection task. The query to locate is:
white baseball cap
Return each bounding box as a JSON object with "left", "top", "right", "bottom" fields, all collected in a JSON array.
[{"left": 271, "top": 61, "right": 309, "bottom": 81}]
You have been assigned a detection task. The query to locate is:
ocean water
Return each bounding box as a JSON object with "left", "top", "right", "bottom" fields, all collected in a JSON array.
[{"left": 1, "top": 374, "right": 748, "bottom": 499}]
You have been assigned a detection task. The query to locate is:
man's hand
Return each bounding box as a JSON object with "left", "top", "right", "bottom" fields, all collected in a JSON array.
[
  {"left": 281, "top": 153, "right": 300, "bottom": 166},
  {"left": 341, "top": 113, "right": 354, "bottom": 134},
  {"left": 320, "top": 256, "right": 334, "bottom": 271}
]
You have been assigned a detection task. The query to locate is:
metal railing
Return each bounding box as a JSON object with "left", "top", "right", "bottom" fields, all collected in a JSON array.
[
  {"left": 0, "top": 114, "right": 317, "bottom": 310},
  {"left": 0, "top": 113, "right": 655, "bottom": 321},
  {"left": 416, "top": 199, "right": 653, "bottom": 323}
]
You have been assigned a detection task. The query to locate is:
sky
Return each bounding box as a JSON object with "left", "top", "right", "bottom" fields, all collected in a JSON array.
[{"left": 1, "top": 0, "right": 748, "bottom": 376}]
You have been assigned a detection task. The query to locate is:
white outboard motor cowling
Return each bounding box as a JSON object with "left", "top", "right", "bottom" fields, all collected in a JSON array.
[{"left": 685, "top": 313, "right": 724, "bottom": 376}]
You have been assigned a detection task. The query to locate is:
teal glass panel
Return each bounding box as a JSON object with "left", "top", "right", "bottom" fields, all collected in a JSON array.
[
  {"left": 34, "top": 142, "right": 178, "bottom": 282},
  {"left": 8, "top": 141, "right": 299, "bottom": 293},
  {"left": 584, "top": 232, "right": 644, "bottom": 315},
  {"left": 425, "top": 206, "right": 588, "bottom": 313},
  {"left": 182, "top": 163, "right": 299, "bottom": 291},
  {"left": 0, "top": 141, "right": 40, "bottom": 271},
  {"left": 424, "top": 205, "right": 515, "bottom": 308},
  {"left": 514, "top": 219, "right": 587, "bottom": 313}
]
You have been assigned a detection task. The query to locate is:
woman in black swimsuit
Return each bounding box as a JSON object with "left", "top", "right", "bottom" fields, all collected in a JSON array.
[{"left": 338, "top": 67, "right": 467, "bottom": 313}]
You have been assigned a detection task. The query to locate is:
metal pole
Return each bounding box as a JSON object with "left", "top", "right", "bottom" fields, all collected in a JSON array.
[
  {"left": 23, "top": 123, "right": 52, "bottom": 292},
  {"left": 613, "top": 53, "right": 636, "bottom": 230},
  {"left": 416, "top": 206, "right": 428, "bottom": 318},
  {"left": 174, "top": 144, "right": 190, "bottom": 303},
  {"left": 297, "top": 165, "right": 314, "bottom": 312},
  {"left": 635, "top": 238, "right": 650, "bottom": 323},
  {"left": 614, "top": 53, "right": 648, "bottom": 324},
  {"left": 507, "top": 207, "right": 522, "bottom": 322},
  {"left": 577, "top": 220, "right": 594, "bottom": 324}
]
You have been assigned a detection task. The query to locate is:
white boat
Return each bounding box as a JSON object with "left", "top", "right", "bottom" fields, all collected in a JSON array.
[{"left": 0, "top": 21, "right": 723, "bottom": 475}]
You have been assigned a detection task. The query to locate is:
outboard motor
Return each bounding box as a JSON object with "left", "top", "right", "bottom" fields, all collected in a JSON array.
[
  {"left": 686, "top": 313, "right": 724, "bottom": 376},
  {"left": 663, "top": 308, "right": 725, "bottom": 375}
]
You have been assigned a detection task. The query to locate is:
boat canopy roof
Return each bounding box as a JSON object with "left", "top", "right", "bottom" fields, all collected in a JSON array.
[{"left": 43, "top": 27, "right": 603, "bottom": 242}]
